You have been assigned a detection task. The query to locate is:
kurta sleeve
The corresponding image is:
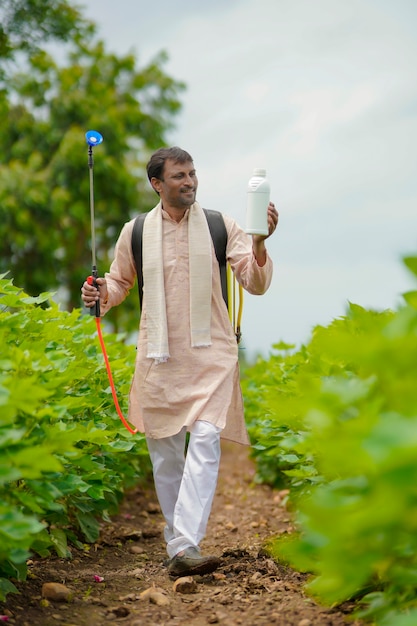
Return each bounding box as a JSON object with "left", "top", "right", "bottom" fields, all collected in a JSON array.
[
  {"left": 223, "top": 215, "right": 273, "bottom": 295},
  {"left": 100, "top": 219, "right": 137, "bottom": 316}
]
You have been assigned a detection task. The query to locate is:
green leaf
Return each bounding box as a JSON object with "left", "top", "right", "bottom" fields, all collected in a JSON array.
[
  {"left": 49, "top": 528, "right": 70, "bottom": 558},
  {"left": 22, "top": 292, "right": 54, "bottom": 305},
  {"left": 0, "top": 463, "right": 22, "bottom": 484},
  {"left": 403, "top": 290, "right": 417, "bottom": 309},
  {"left": 29, "top": 529, "right": 54, "bottom": 558},
  {"left": 10, "top": 446, "right": 64, "bottom": 478},
  {"left": 0, "top": 577, "right": 19, "bottom": 602},
  {"left": 403, "top": 256, "right": 417, "bottom": 278},
  {"left": 75, "top": 512, "right": 100, "bottom": 543},
  {"left": 0, "top": 509, "right": 45, "bottom": 541},
  {"left": 108, "top": 439, "right": 136, "bottom": 451},
  {"left": 380, "top": 610, "right": 417, "bottom": 626}
]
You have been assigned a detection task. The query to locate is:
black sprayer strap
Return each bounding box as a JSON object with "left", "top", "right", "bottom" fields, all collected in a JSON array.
[
  {"left": 131, "top": 209, "right": 228, "bottom": 310},
  {"left": 131, "top": 213, "right": 147, "bottom": 310},
  {"left": 203, "top": 208, "right": 228, "bottom": 308}
]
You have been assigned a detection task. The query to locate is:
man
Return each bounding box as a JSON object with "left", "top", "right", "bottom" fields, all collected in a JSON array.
[{"left": 81, "top": 147, "right": 278, "bottom": 577}]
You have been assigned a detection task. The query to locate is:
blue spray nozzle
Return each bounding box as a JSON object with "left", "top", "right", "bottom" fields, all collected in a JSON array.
[{"left": 85, "top": 130, "right": 103, "bottom": 146}]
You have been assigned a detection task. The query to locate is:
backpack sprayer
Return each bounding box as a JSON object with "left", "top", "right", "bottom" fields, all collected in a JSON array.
[{"left": 85, "top": 130, "right": 137, "bottom": 434}]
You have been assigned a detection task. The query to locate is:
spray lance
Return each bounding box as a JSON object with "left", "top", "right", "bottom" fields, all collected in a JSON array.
[{"left": 85, "top": 130, "right": 137, "bottom": 434}]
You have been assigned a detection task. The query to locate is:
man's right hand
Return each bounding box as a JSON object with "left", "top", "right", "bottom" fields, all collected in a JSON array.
[{"left": 81, "top": 277, "right": 108, "bottom": 308}]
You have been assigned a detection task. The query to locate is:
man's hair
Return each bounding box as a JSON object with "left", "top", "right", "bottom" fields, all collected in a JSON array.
[{"left": 146, "top": 147, "right": 194, "bottom": 182}]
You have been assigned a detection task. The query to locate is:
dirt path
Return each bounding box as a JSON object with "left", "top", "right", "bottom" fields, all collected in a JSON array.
[{"left": 2, "top": 442, "right": 364, "bottom": 625}]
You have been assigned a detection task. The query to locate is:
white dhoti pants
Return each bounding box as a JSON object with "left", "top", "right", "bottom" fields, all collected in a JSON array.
[{"left": 146, "top": 420, "right": 221, "bottom": 559}]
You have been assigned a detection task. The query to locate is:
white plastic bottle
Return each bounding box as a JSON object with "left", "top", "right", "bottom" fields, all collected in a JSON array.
[{"left": 245, "top": 168, "right": 270, "bottom": 235}]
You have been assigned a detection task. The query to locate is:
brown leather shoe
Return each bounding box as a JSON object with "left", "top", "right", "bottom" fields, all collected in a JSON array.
[{"left": 167, "top": 546, "right": 220, "bottom": 577}]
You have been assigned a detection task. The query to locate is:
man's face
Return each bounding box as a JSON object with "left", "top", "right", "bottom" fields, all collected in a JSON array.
[{"left": 151, "top": 159, "right": 198, "bottom": 209}]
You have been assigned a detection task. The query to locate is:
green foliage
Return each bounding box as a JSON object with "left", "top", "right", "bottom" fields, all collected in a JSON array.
[
  {"left": 243, "top": 339, "right": 321, "bottom": 490},
  {"left": 243, "top": 256, "right": 417, "bottom": 624},
  {"left": 0, "top": 276, "right": 150, "bottom": 600},
  {"left": 0, "top": 1, "right": 185, "bottom": 331},
  {"left": 0, "top": 0, "right": 93, "bottom": 70}
]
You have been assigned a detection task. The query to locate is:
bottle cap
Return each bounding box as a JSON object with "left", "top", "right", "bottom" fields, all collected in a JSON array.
[{"left": 253, "top": 168, "right": 266, "bottom": 177}]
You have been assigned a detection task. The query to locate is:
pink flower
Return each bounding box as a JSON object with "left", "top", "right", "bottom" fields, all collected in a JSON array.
[
  {"left": 94, "top": 575, "right": 104, "bottom": 583},
  {"left": 0, "top": 617, "right": 9, "bottom": 622}
]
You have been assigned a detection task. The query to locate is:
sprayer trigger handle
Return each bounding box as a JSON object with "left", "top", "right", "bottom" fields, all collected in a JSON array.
[
  {"left": 87, "top": 275, "right": 98, "bottom": 288},
  {"left": 86, "top": 275, "right": 100, "bottom": 317}
]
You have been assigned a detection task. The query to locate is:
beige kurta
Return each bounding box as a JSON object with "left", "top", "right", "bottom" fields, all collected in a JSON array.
[{"left": 101, "top": 205, "right": 273, "bottom": 445}]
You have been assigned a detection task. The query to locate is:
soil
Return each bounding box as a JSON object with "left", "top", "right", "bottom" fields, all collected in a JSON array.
[{"left": 2, "top": 442, "right": 364, "bottom": 626}]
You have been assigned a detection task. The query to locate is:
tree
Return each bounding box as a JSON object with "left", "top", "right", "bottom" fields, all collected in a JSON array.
[
  {"left": 0, "top": 0, "right": 93, "bottom": 68},
  {"left": 0, "top": 3, "right": 185, "bottom": 331}
]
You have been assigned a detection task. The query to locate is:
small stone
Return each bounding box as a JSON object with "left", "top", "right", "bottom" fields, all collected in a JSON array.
[
  {"left": 140, "top": 587, "right": 170, "bottom": 606},
  {"left": 129, "top": 545, "right": 145, "bottom": 554},
  {"left": 298, "top": 620, "right": 312, "bottom": 626},
  {"left": 42, "top": 582, "right": 72, "bottom": 603},
  {"left": 150, "top": 592, "right": 170, "bottom": 606},
  {"left": 172, "top": 576, "right": 198, "bottom": 594}
]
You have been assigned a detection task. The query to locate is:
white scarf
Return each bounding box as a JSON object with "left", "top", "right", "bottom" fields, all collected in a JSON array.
[{"left": 142, "top": 202, "right": 213, "bottom": 363}]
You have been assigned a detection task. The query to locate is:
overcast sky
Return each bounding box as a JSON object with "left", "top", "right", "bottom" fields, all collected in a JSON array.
[{"left": 81, "top": 0, "right": 417, "bottom": 358}]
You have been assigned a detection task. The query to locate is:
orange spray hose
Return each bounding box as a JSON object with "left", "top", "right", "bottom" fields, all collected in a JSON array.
[{"left": 94, "top": 316, "right": 137, "bottom": 435}]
